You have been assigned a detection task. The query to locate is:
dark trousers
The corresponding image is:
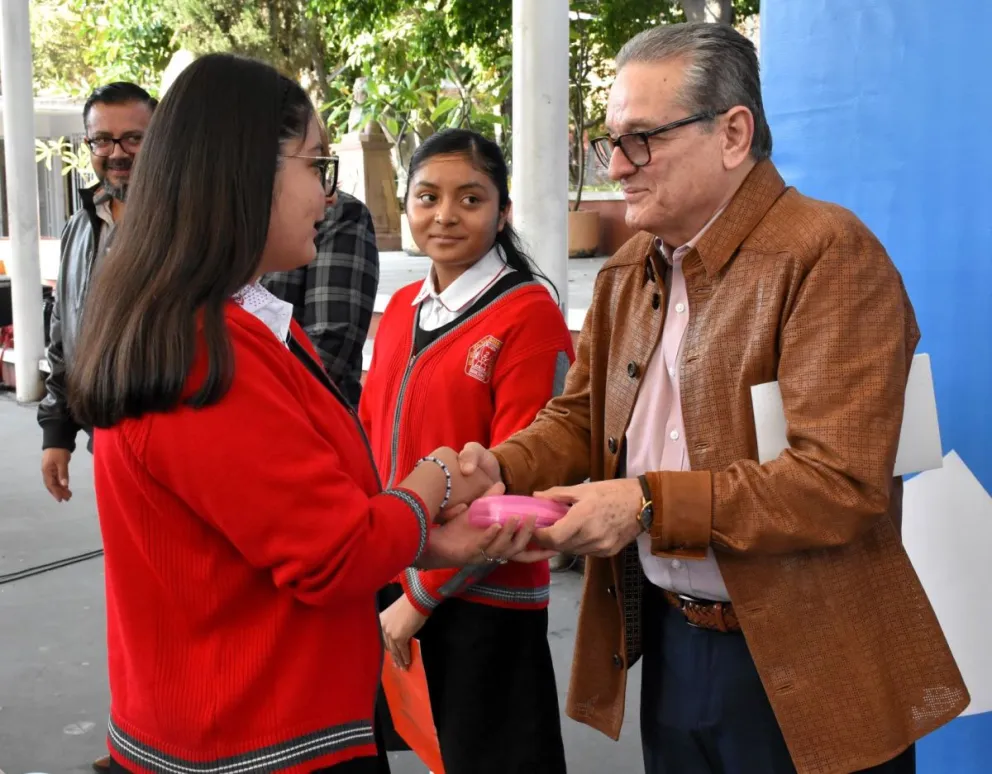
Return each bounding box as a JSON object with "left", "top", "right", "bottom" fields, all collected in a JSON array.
[
  {"left": 377, "top": 584, "right": 567, "bottom": 774},
  {"left": 640, "top": 584, "right": 915, "bottom": 774}
]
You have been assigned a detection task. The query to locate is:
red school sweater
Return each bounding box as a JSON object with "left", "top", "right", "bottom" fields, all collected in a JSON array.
[
  {"left": 94, "top": 305, "right": 429, "bottom": 774},
  {"left": 359, "top": 279, "right": 575, "bottom": 615}
]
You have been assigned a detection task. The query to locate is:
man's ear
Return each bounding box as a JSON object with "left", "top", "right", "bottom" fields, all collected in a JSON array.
[{"left": 722, "top": 106, "right": 755, "bottom": 171}]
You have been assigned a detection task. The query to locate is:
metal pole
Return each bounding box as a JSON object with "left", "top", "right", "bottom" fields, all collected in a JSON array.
[
  {"left": 511, "top": 0, "right": 570, "bottom": 316},
  {"left": 0, "top": 0, "right": 46, "bottom": 402}
]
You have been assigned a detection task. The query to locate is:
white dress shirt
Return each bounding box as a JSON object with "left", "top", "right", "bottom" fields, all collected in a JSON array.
[
  {"left": 411, "top": 246, "right": 513, "bottom": 331},
  {"left": 232, "top": 282, "right": 295, "bottom": 345},
  {"left": 626, "top": 207, "right": 731, "bottom": 602}
]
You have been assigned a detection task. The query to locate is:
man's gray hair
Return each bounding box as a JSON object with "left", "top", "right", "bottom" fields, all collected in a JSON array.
[{"left": 616, "top": 22, "right": 772, "bottom": 161}]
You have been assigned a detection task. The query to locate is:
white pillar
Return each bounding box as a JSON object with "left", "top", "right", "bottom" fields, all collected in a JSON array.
[
  {"left": 511, "top": 0, "right": 570, "bottom": 315},
  {"left": 0, "top": 0, "right": 46, "bottom": 402}
]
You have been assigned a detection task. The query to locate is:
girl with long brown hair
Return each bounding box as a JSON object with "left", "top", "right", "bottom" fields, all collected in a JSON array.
[{"left": 69, "top": 54, "right": 537, "bottom": 774}]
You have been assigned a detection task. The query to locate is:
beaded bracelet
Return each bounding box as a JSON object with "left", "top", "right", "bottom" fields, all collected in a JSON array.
[{"left": 416, "top": 455, "right": 452, "bottom": 511}]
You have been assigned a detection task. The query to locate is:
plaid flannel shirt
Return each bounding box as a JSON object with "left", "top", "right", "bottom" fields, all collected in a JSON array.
[{"left": 262, "top": 191, "right": 379, "bottom": 407}]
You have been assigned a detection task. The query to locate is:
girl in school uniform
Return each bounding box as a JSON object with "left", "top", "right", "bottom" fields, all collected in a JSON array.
[
  {"left": 359, "top": 129, "right": 574, "bottom": 774},
  {"left": 67, "top": 58, "right": 535, "bottom": 774}
]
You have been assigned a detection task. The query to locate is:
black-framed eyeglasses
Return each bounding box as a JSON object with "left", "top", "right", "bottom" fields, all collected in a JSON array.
[
  {"left": 85, "top": 133, "right": 144, "bottom": 158},
  {"left": 291, "top": 154, "right": 339, "bottom": 198},
  {"left": 590, "top": 110, "right": 728, "bottom": 168}
]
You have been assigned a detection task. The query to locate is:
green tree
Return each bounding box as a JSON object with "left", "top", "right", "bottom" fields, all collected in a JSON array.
[
  {"left": 568, "top": 0, "right": 761, "bottom": 204},
  {"left": 165, "top": 0, "right": 354, "bottom": 108},
  {"left": 569, "top": 0, "right": 684, "bottom": 206},
  {"left": 29, "top": 0, "right": 761, "bottom": 187},
  {"left": 32, "top": 0, "right": 176, "bottom": 97},
  {"left": 680, "top": 0, "right": 760, "bottom": 25},
  {"left": 31, "top": 0, "right": 761, "bottom": 102},
  {"left": 318, "top": 0, "right": 513, "bottom": 169}
]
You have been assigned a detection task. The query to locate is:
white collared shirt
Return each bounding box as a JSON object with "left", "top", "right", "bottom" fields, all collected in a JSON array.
[
  {"left": 232, "top": 282, "right": 295, "bottom": 345},
  {"left": 412, "top": 246, "right": 513, "bottom": 331},
  {"left": 628, "top": 204, "right": 731, "bottom": 602}
]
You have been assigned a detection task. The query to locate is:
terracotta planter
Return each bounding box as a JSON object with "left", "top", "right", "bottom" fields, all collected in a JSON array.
[{"left": 568, "top": 209, "right": 600, "bottom": 258}]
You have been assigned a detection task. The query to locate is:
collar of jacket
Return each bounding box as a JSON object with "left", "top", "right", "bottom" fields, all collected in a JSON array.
[
  {"left": 77, "top": 183, "right": 103, "bottom": 218},
  {"left": 76, "top": 183, "right": 111, "bottom": 245},
  {"left": 615, "top": 160, "right": 790, "bottom": 281}
]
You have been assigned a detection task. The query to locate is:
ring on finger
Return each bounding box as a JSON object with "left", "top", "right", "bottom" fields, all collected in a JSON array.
[{"left": 480, "top": 549, "right": 507, "bottom": 565}]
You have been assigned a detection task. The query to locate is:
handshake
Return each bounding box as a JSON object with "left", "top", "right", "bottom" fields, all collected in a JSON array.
[
  {"left": 413, "top": 443, "right": 646, "bottom": 571},
  {"left": 384, "top": 442, "right": 645, "bottom": 669},
  {"left": 411, "top": 443, "right": 557, "bottom": 571}
]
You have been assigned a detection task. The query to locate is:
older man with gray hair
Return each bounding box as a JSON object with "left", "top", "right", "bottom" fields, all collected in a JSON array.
[{"left": 459, "top": 22, "right": 967, "bottom": 774}]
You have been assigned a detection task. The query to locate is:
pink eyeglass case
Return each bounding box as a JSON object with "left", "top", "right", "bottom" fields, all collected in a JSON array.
[{"left": 467, "top": 495, "right": 570, "bottom": 529}]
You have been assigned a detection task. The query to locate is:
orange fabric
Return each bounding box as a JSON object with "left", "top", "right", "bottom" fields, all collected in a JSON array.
[{"left": 381, "top": 639, "right": 445, "bottom": 774}]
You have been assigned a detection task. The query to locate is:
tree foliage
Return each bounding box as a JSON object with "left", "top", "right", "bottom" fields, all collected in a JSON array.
[
  {"left": 681, "top": 0, "right": 760, "bottom": 24},
  {"left": 569, "top": 0, "right": 683, "bottom": 203},
  {"left": 30, "top": 0, "right": 761, "bottom": 185},
  {"left": 32, "top": 0, "right": 176, "bottom": 97},
  {"left": 31, "top": 0, "right": 761, "bottom": 98}
]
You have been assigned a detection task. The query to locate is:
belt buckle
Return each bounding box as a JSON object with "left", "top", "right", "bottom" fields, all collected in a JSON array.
[
  {"left": 676, "top": 593, "right": 705, "bottom": 628},
  {"left": 675, "top": 594, "right": 720, "bottom": 631}
]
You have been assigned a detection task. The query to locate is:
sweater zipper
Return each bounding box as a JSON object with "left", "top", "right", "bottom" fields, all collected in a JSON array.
[
  {"left": 287, "top": 336, "right": 383, "bottom": 490},
  {"left": 383, "top": 282, "right": 540, "bottom": 488},
  {"left": 290, "top": 334, "right": 402, "bottom": 717}
]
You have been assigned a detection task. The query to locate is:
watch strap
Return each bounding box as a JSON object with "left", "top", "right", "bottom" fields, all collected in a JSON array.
[{"left": 636, "top": 474, "right": 654, "bottom": 531}]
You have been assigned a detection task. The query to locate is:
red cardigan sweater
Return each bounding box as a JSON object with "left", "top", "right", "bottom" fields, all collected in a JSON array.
[
  {"left": 359, "top": 280, "right": 574, "bottom": 614},
  {"left": 94, "top": 305, "right": 428, "bottom": 774}
]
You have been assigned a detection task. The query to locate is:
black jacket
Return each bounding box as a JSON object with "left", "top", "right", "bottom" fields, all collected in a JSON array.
[{"left": 37, "top": 185, "right": 107, "bottom": 451}]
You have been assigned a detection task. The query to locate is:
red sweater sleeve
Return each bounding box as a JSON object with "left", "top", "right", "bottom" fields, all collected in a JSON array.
[
  {"left": 401, "top": 308, "right": 574, "bottom": 614},
  {"left": 141, "top": 327, "right": 428, "bottom": 607},
  {"left": 489, "top": 339, "right": 574, "bottom": 447}
]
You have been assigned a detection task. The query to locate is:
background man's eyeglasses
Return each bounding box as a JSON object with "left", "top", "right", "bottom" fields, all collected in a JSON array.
[
  {"left": 590, "top": 110, "right": 728, "bottom": 168},
  {"left": 85, "top": 133, "right": 144, "bottom": 157}
]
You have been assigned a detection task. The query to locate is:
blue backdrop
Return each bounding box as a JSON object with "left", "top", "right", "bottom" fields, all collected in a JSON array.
[{"left": 761, "top": 0, "right": 992, "bottom": 770}]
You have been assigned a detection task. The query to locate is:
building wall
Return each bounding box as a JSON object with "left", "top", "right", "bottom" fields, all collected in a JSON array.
[{"left": 0, "top": 104, "right": 85, "bottom": 239}]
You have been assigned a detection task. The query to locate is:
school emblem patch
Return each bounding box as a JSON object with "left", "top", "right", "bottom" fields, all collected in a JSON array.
[{"left": 465, "top": 335, "right": 503, "bottom": 383}]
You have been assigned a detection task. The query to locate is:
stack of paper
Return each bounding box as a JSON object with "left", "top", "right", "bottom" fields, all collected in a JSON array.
[{"left": 751, "top": 353, "right": 943, "bottom": 476}]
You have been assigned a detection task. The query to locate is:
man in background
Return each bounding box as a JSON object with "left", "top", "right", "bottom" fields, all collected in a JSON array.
[
  {"left": 38, "top": 83, "right": 156, "bottom": 502},
  {"left": 263, "top": 188, "right": 379, "bottom": 407}
]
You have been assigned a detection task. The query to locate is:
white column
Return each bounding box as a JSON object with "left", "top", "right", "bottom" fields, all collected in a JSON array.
[
  {"left": 511, "top": 0, "right": 570, "bottom": 315},
  {"left": 0, "top": 0, "right": 45, "bottom": 402}
]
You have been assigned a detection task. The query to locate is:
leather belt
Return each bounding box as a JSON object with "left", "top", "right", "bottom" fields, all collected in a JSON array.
[{"left": 663, "top": 590, "right": 741, "bottom": 633}]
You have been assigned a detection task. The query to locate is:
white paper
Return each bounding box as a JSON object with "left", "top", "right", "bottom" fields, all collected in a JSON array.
[
  {"left": 902, "top": 451, "right": 992, "bottom": 716},
  {"left": 751, "top": 353, "right": 943, "bottom": 477}
]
